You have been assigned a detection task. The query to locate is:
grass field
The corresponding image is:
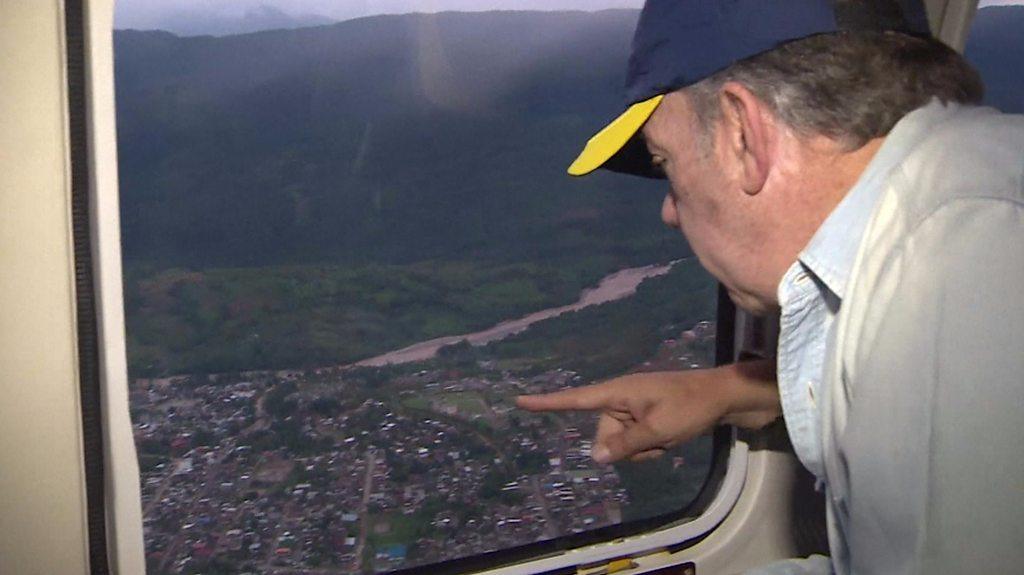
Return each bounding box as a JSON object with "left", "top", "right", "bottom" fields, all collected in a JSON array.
[{"left": 439, "top": 392, "right": 488, "bottom": 416}]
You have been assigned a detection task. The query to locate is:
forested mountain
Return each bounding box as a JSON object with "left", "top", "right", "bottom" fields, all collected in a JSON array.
[
  {"left": 115, "top": 10, "right": 676, "bottom": 271},
  {"left": 115, "top": 10, "right": 705, "bottom": 377},
  {"left": 115, "top": 5, "right": 336, "bottom": 37},
  {"left": 965, "top": 6, "right": 1024, "bottom": 114}
]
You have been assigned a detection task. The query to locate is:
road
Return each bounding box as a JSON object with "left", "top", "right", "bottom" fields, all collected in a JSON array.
[
  {"left": 529, "top": 475, "right": 559, "bottom": 538},
  {"left": 351, "top": 448, "right": 379, "bottom": 573}
]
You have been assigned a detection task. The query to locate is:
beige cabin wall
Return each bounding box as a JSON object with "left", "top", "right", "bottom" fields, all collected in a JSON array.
[{"left": 0, "top": 1, "right": 91, "bottom": 574}]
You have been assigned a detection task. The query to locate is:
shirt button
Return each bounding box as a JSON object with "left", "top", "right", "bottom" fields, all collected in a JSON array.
[
  {"left": 807, "top": 381, "right": 816, "bottom": 405},
  {"left": 794, "top": 271, "right": 810, "bottom": 285}
]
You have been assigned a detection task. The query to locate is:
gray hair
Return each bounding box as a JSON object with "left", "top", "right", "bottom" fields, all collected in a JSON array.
[{"left": 687, "top": 31, "right": 984, "bottom": 150}]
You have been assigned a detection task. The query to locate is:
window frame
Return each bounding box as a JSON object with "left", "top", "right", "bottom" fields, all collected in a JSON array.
[{"left": 86, "top": 1, "right": 747, "bottom": 573}]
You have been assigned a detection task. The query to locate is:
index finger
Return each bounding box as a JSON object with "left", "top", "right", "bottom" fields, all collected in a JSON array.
[{"left": 515, "top": 384, "right": 616, "bottom": 412}]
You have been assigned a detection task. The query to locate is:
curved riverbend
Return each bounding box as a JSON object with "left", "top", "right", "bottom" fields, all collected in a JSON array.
[{"left": 355, "top": 261, "right": 679, "bottom": 367}]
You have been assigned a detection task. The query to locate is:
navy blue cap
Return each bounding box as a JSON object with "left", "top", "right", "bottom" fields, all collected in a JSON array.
[
  {"left": 626, "top": 0, "right": 839, "bottom": 105},
  {"left": 568, "top": 0, "right": 931, "bottom": 177}
]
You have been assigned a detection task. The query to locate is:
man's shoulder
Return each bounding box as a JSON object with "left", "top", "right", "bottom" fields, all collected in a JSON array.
[
  {"left": 889, "top": 105, "right": 1024, "bottom": 226},
  {"left": 842, "top": 107, "right": 1024, "bottom": 382},
  {"left": 839, "top": 105, "right": 1023, "bottom": 370}
]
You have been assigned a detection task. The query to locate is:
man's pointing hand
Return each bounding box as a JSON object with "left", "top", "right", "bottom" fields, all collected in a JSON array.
[{"left": 516, "top": 360, "right": 781, "bottom": 464}]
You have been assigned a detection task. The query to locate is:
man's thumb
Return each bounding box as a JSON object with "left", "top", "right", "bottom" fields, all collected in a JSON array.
[{"left": 594, "top": 425, "right": 658, "bottom": 464}]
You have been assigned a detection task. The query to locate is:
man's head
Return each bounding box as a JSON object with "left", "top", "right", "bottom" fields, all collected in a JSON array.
[{"left": 569, "top": 0, "right": 982, "bottom": 314}]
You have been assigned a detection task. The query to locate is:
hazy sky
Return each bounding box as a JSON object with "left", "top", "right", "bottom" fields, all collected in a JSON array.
[{"left": 115, "top": 0, "right": 646, "bottom": 31}]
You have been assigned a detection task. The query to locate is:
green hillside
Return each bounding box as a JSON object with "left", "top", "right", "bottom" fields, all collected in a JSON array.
[
  {"left": 115, "top": 10, "right": 674, "bottom": 268},
  {"left": 115, "top": 11, "right": 700, "bottom": 377},
  {"left": 964, "top": 6, "right": 1024, "bottom": 114}
]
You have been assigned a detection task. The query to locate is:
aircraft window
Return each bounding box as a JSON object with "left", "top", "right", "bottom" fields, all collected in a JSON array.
[
  {"left": 114, "top": 3, "right": 726, "bottom": 573},
  {"left": 964, "top": 1, "right": 1024, "bottom": 114}
]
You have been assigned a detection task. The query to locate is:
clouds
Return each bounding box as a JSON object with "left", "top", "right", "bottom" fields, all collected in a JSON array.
[
  {"left": 115, "top": 0, "right": 646, "bottom": 35},
  {"left": 978, "top": 0, "right": 1024, "bottom": 7}
]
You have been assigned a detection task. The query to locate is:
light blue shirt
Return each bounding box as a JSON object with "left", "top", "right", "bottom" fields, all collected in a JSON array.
[
  {"left": 753, "top": 101, "right": 1024, "bottom": 574},
  {"left": 775, "top": 114, "right": 906, "bottom": 485}
]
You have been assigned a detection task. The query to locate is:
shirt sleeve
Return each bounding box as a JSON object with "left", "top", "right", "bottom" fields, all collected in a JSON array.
[{"left": 841, "top": 197, "right": 1024, "bottom": 573}]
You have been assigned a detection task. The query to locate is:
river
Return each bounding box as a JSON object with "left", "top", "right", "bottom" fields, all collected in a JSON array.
[{"left": 354, "top": 261, "right": 678, "bottom": 367}]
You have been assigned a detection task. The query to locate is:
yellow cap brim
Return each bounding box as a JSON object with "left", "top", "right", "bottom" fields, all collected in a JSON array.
[{"left": 567, "top": 94, "right": 664, "bottom": 176}]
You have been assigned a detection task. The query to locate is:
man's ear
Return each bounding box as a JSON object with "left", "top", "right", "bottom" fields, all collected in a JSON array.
[{"left": 718, "top": 81, "right": 772, "bottom": 195}]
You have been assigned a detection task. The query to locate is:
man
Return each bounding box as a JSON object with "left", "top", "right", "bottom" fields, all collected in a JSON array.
[{"left": 517, "top": 0, "right": 1024, "bottom": 572}]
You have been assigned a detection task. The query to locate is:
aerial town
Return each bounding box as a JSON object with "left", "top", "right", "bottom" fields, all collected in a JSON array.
[{"left": 132, "top": 322, "right": 716, "bottom": 574}]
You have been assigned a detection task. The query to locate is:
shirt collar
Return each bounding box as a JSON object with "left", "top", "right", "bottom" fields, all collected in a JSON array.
[{"left": 797, "top": 99, "right": 963, "bottom": 300}]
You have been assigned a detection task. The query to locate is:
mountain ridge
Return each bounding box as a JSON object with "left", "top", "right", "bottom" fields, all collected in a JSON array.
[
  {"left": 115, "top": 9, "right": 676, "bottom": 270},
  {"left": 965, "top": 5, "right": 1024, "bottom": 114},
  {"left": 115, "top": 4, "right": 336, "bottom": 37}
]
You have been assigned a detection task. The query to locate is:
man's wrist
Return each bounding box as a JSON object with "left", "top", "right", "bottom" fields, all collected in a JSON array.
[{"left": 717, "top": 358, "right": 782, "bottom": 428}]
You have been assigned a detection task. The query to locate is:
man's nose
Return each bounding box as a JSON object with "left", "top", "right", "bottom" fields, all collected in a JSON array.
[{"left": 661, "top": 194, "right": 678, "bottom": 227}]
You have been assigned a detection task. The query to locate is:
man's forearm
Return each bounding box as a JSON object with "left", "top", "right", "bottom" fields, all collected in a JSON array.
[{"left": 715, "top": 358, "right": 781, "bottom": 429}]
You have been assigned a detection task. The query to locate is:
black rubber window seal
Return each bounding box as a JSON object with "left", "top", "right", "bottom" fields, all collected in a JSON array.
[{"left": 65, "top": 0, "right": 112, "bottom": 573}]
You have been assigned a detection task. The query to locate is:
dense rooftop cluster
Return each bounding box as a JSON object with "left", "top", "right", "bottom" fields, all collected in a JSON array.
[{"left": 132, "top": 322, "right": 715, "bottom": 574}]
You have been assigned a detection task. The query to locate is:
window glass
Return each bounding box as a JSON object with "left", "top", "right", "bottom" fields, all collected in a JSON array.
[
  {"left": 115, "top": 3, "right": 719, "bottom": 573},
  {"left": 964, "top": 1, "right": 1024, "bottom": 114}
]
